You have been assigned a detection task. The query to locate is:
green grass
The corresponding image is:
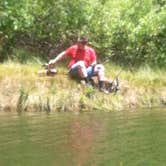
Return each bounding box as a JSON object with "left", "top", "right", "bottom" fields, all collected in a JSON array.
[{"left": 0, "top": 61, "right": 165, "bottom": 112}]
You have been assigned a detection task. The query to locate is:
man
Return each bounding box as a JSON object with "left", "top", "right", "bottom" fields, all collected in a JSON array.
[{"left": 48, "top": 37, "right": 107, "bottom": 93}]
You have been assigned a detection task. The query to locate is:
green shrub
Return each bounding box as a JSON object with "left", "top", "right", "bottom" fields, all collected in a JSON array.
[{"left": 0, "top": 0, "right": 165, "bottom": 67}]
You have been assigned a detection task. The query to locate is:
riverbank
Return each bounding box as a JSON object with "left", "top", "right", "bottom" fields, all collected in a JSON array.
[{"left": 0, "top": 62, "right": 165, "bottom": 112}]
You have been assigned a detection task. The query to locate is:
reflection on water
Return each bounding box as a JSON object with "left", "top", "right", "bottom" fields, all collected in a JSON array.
[{"left": 0, "top": 108, "right": 166, "bottom": 166}]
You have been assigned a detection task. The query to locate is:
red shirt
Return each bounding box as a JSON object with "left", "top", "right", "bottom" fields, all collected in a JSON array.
[{"left": 65, "top": 45, "right": 97, "bottom": 68}]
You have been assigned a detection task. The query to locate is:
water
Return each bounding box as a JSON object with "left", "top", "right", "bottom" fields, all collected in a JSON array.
[{"left": 0, "top": 108, "right": 166, "bottom": 166}]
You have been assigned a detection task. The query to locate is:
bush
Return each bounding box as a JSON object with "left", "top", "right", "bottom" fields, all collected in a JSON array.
[{"left": 0, "top": 0, "right": 165, "bottom": 67}]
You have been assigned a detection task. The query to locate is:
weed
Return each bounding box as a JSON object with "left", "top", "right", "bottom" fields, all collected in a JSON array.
[{"left": 16, "top": 88, "right": 29, "bottom": 113}]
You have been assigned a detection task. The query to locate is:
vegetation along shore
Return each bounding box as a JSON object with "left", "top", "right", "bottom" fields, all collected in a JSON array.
[
  {"left": 0, "top": 0, "right": 165, "bottom": 112},
  {"left": 0, "top": 61, "right": 165, "bottom": 112}
]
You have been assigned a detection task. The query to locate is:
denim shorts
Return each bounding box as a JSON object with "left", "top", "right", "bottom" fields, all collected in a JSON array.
[{"left": 68, "top": 66, "right": 95, "bottom": 79}]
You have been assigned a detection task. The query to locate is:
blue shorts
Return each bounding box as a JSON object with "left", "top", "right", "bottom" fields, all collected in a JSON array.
[{"left": 68, "top": 66, "right": 95, "bottom": 79}]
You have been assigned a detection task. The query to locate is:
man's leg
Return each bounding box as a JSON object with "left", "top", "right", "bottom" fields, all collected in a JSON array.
[
  {"left": 68, "top": 61, "right": 90, "bottom": 84},
  {"left": 86, "top": 64, "right": 106, "bottom": 89},
  {"left": 93, "top": 64, "right": 109, "bottom": 93}
]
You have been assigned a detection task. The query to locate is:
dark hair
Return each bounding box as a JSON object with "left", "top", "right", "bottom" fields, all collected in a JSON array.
[{"left": 77, "top": 37, "right": 88, "bottom": 44}]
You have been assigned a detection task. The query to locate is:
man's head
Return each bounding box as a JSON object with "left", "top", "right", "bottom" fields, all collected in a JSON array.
[
  {"left": 77, "top": 37, "right": 88, "bottom": 50},
  {"left": 77, "top": 37, "right": 88, "bottom": 45}
]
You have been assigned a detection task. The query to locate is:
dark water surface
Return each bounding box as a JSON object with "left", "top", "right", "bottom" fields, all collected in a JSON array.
[{"left": 0, "top": 108, "right": 166, "bottom": 166}]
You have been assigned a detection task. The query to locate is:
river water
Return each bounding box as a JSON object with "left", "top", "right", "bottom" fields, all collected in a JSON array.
[{"left": 0, "top": 108, "right": 166, "bottom": 166}]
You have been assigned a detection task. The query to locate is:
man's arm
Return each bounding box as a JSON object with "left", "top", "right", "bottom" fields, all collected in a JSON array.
[{"left": 48, "top": 51, "right": 66, "bottom": 67}]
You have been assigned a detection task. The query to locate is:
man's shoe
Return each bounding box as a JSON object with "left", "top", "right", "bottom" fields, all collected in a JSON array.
[
  {"left": 99, "top": 88, "right": 109, "bottom": 94},
  {"left": 80, "top": 80, "right": 92, "bottom": 87},
  {"left": 80, "top": 80, "right": 86, "bottom": 86}
]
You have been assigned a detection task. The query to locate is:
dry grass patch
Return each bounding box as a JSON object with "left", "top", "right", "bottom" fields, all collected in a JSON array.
[{"left": 0, "top": 62, "right": 165, "bottom": 112}]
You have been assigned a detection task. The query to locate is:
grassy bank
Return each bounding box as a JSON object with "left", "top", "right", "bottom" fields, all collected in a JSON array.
[{"left": 0, "top": 61, "right": 165, "bottom": 112}]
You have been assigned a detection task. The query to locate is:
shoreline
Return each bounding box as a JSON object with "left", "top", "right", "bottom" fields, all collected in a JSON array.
[{"left": 0, "top": 62, "right": 165, "bottom": 112}]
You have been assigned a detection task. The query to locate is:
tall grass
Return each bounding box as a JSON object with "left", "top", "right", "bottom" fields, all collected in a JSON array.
[
  {"left": 16, "top": 88, "right": 29, "bottom": 113},
  {"left": 0, "top": 61, "right": 165, "bottom": 112}
]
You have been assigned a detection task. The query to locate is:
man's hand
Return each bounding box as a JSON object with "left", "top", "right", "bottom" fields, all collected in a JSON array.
[
  {"left": 48, "top": 51, "right": 66, "bottom": 68},
  {"left": 48, "top": 59, "right": 56, "bottom": 68}
]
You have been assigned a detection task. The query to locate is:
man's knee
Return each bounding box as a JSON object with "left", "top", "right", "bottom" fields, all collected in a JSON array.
[
  {"left": 94, "top": 64, "right": 105, "bottom": 81},
  {"left": 77, "top": 61, "right": 85, "bottom": 68},
  {"left": 75, "top": 61, "right": 87, "bottom": 78},
  {"left": 95, "top": 64, "right": 105, "bottom": 72}
]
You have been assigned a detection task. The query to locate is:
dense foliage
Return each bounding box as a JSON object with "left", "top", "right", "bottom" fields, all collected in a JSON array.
[{"left": 0, "top": 0, "right": 165, "bottom": 66}]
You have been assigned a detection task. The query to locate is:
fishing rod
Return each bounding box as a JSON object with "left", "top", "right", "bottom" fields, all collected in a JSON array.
[
  {"left": 99, "top": 54, "right": 123, "bottom": 93},
  {"left": 38, "top": 63, "right": 57, "bottom": 76},
  {"left": 106, "top": 69, "right": 122, "bottom": 93},
  {"left": 101, "top": 53, "right": 115, "bottom": 65}
]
